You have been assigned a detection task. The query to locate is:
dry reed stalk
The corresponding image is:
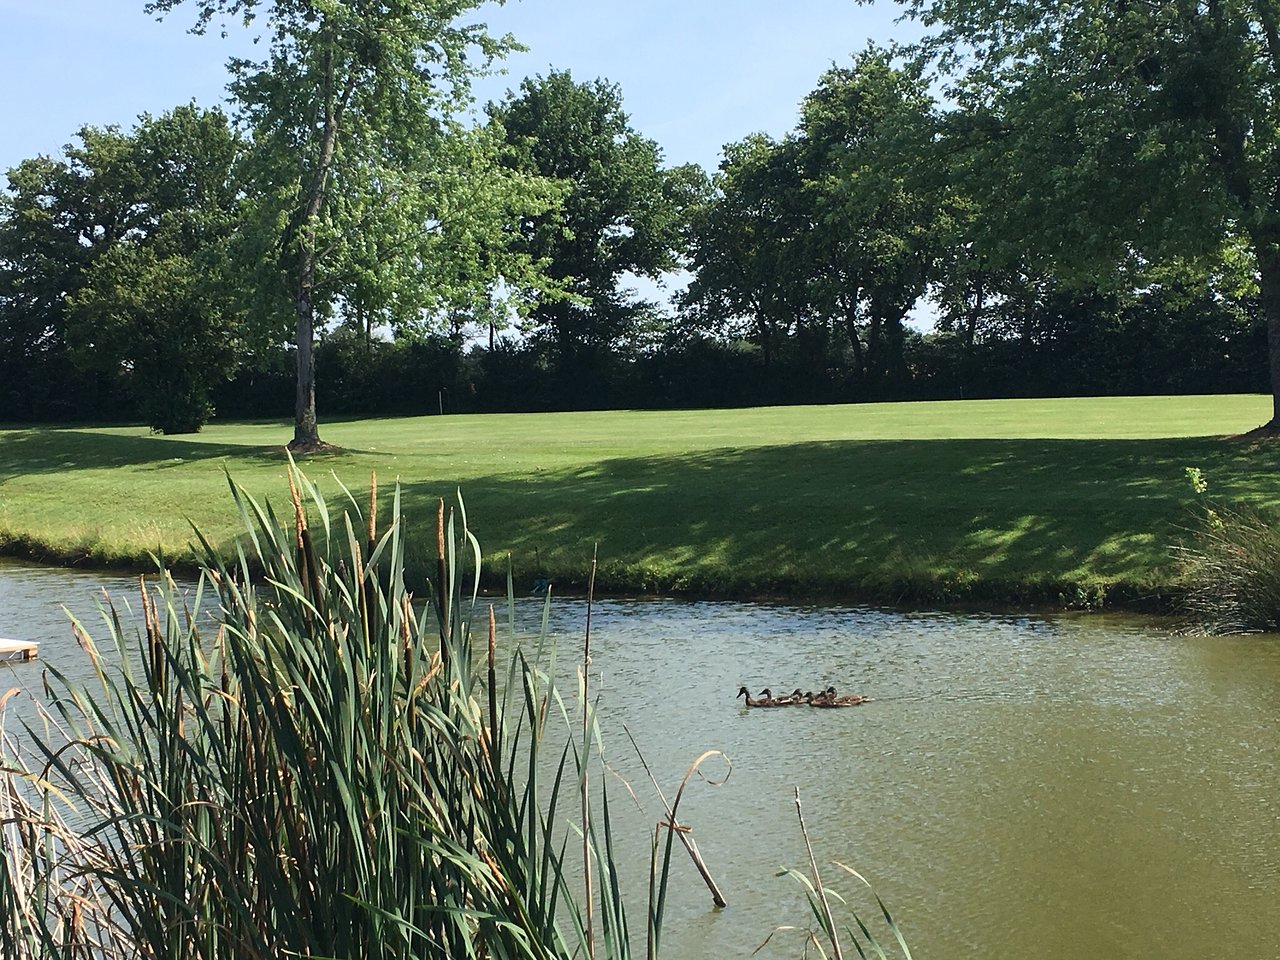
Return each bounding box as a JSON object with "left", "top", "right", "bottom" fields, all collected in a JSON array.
[
  {"left": 140, "top": 576, "right": 164, "bottom": 700},
  {"left": 367, "top": 470, "right": 378, "bottom": 552},
  {"left": 623, "top": 726, "right": 730, "bottom": 908},
  {"left": 487, "top": 605, "right": 498, "bottom": 763},
  {"left": 795, "top": 786, "right": 843, "bottom": 960},
  {"left": 436, "top": 498, "right": 449, "bottom": 650},
  {"left": 287, "top": 462, "right": 322, "bottom": 608}
]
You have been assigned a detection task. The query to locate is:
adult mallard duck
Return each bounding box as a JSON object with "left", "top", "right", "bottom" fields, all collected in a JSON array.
[
  {"left": 737, "top": 686, "right": 789, "bottom": 707},
  {"left": 736, "top": 686, "right": 764, "bottom": 707}
]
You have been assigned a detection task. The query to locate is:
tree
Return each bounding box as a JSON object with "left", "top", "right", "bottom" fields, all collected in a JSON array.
[
  {"left": 67, "top": 105, "right": 246, "bottom": 433},
  {"left": 684, "top": 50, "right": 940, "bottom": 394},
  {"left": 682, "top": 134, "right": 815, "bottom": 372},
  {"left": 325, "top": 125, "right": 564, "bottom": 351},
  {"left": 0, "top": 107, "right": 244, "bottom": 429},
  {"left": 489, "top": 70, "right": 707, "bottom": 391},
  {"left": 147, "top": 0, "right": 553, "bottom": 449},
  {"left": 792, "top": 50, "right": 939, "bottom": 390},
  {"left": 900, "top": 0, "right": 1280, "bottom": 428},
  {"left": 0, "top": 152, "right": 100, "bottom": 421}
]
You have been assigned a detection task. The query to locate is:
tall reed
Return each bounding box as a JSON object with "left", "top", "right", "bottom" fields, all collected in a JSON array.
[
  {"left": 0, "top": 464, "right": 693, "bottom": 959},
  {"left": 1176, "top": 466, "right": 1280, "bottom": 634},
  {"left": 766, "top": 788, "right": 914, "bottom": 960}
]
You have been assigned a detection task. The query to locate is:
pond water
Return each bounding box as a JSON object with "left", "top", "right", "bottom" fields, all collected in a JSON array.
[{"left": 3, "top": 558, "right": 1279, "bottom": 959}]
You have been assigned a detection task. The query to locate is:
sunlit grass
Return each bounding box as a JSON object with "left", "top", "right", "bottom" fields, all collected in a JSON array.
[{"left": 3, "top": 395, "right": 1279, "bottom": 604}]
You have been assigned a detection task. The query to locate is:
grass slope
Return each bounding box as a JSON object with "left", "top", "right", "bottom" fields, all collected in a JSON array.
[{"left": 3, "top": 395, "right": 1280, "bottom": 606}]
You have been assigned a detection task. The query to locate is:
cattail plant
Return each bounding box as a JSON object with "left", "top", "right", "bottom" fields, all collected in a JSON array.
[{"left": 0, "top": 462, "right": 713, "bottom": 959}]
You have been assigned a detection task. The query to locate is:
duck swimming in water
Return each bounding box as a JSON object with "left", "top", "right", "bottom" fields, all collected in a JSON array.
[
  {"left": 736, "top": 686, "right": 765, "bottom": 707},
  {"left": 810, "top": 685, "right": 872, "bottom": 707},
  {"left": 737, "top": 686, "right": 790, "bottom": 707}
]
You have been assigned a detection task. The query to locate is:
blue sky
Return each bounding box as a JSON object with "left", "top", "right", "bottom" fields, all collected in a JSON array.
[{"left": 0, "top": 0, "right": 921, "bottom": 176}]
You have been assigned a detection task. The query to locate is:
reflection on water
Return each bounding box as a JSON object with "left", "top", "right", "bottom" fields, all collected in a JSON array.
[{"left": 3, "top": 559, "right": 1279, "bottom": 960}]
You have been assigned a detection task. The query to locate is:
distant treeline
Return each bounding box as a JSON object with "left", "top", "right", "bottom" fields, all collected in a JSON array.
[
  {"left": 3, "top": 280, "right": 1265, "bottom": 425},
  {"left": 215, "top": 283, "right": 1265, "bottom": 421},
  {"left": 2, "top": 44, "right": 1272, "bottom": 430}
]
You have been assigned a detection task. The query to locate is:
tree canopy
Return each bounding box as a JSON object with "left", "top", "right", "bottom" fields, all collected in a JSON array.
[
  {"left": 148, "top": 0, "right": 559, "bottom": 449},
  {"left": 68, "top": 106, "right": 246, "bottom": 433},
  {"left": 489, "top": 70, "right": 708, "bottom": 389},
  {"left": 0, "top": 106, "right": 246, "bottom": 432},
  {"left": 899, "top": 0, "right": 1280, "bottom": 427},
  {"left": 684, "top": 49, "right": 940, "bottom": 394},
  {"left": 4, "top": 5, "right": 1274, "bottom": 427}
]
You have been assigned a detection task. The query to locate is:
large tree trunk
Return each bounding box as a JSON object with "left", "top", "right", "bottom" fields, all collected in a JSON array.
[
  {"left": 1257, "top": 244, "right": 1280, "bottom": 431},
  {"left": 289, "top": 280, "right": 322, "bottom": 450},
  {"left": 285, "top": 40, "right": 353, "bottom": 452}
]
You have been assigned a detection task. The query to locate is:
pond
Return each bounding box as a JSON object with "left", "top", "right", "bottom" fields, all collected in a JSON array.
[{"left": 3, "top": 557, "right": 1279, "bottom": 959}]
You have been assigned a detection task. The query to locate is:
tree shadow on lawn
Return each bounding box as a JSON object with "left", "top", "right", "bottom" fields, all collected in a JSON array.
[
  {"left": 389, "top": 436, "right": 1280, "bottom": 596},
  {"left": 0, "top": 427, "right": 289, "bottom": 477}
]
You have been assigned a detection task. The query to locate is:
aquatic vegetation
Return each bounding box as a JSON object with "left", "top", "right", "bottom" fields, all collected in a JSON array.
[
  {"left": 0, "top": 462, "right": 908, "bottom": 958},
  {"left": 0, "top": 464, "right": 709, "bottom": 959},
  {"left": 1177, "top": 466, "right": 1280, "bottom": 634}
]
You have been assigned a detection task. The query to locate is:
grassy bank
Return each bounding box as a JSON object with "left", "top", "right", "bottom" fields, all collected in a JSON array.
[{"left": 4, "top": 395, "right": 1280, "bottom": 606}]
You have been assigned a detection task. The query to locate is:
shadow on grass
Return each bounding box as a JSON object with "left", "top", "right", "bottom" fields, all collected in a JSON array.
[
  {"left": 386, "top": 436, "right": 1280, "bottom": 600},
  {"left": 8, "top": 425, "right": 1280, "bottom": 603},
  {"left": 0, "top": 427, "right": 288, "bottom": 477}
]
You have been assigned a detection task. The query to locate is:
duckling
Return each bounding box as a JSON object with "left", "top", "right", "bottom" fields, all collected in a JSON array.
[
  {"left": 762, "top": 688, "right": 802, "bottom": 706},
  {"left": 757, "top": 687, "right": 792, "bottom": 707}
]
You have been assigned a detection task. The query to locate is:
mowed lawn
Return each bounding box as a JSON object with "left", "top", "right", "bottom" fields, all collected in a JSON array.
[{"left": 4, "top": 395, "right": 1280, "bottom": 604}]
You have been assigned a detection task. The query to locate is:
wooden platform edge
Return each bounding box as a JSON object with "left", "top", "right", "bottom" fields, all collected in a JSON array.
[{"left": 0, "top": 640, "right": 39, "bottom": 663}]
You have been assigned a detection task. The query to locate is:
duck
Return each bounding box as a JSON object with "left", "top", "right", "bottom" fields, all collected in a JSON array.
[
  {"left": 809, "top": 685, "right": 872, "bottom": 707},
  {"left": 737, "top": 686, "right": 788, "bottom": 707},
  {"left": 736, "top": 686, "right": 764, "bottom": 707}
]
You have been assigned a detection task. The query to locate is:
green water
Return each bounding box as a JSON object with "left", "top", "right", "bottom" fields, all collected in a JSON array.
[{"left": 3, "top": 560, "right": 1278, "bottom": 958}]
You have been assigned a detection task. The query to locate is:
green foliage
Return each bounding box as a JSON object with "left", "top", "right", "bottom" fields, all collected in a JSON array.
[
  {"left": 920, "top": 265, "right": 1266, "bottom": 399},
  {"left": 900, "top": 0, "right": 1280, "bottom": 421},
  {"left": 489, "top": 70, "right": 709, "bottom": 375},
  {"left": 1177, "top": 466, "right": 1280, "bottom": 634},
  {"left": 0, "top": 153, "right": 96, "bottom": 420},
  {"left": 0, "top": 106, "right": 245, "bottom": 432},
  {"left": 682, "top": 132, "right": 811, "bottom": 366},
  {"left": 147, "top": 0, "right": 563, "bottom": 448},
  {"left": 793, "top": 49, "right": 939, "bottom": 388},
  {"left": 684, "top": 49, "right": 940, "bottom": 390},
  {"left": 0, "top": 467, "right": 703, "bottom": 957},
  {"left": 65, "top": 106, "right": 246, "bottom": 433}
]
